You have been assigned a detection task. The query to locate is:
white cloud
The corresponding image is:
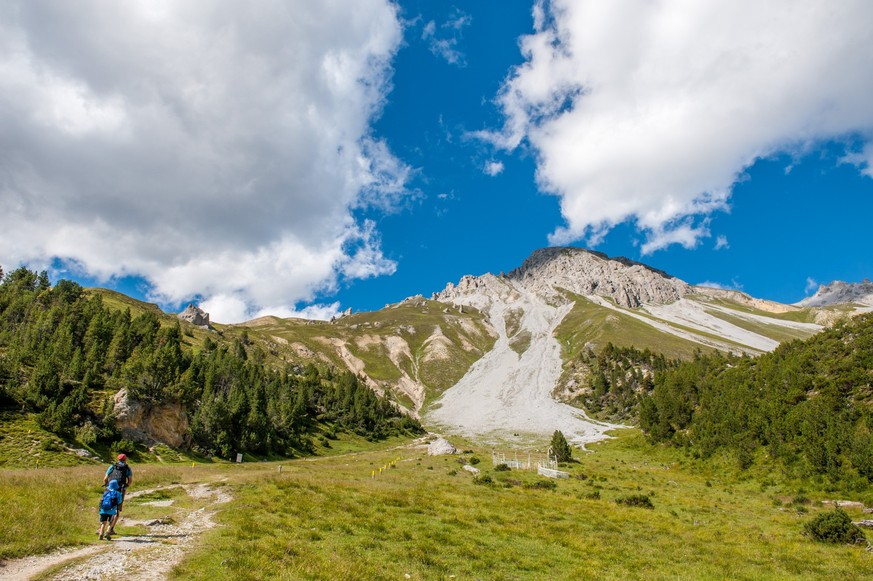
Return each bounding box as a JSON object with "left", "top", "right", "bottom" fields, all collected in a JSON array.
[
  {"left": 696, "top": 279, "right": 743, "bottom": 291},
  {"left": 805, "top": 277, "right": 820, "bottom": 295},
  {"left": 842, "top": 142, "right": 873, "bottom": 178},
  {"left": 421, "top": 10, "right": 471, "bottom": 66},
  {"left": 484, "top": 161, "right": 505, "bottom": 176},
  {"left": 253, "top": 302, "right": 342, "bottom": 322},
  {"left": 0, "top": 0, "right": 408, "bottom": 323},
  {"left": 714, "top": 236, "right": 730, "bottom": 251},
  {"left": 488, "top": 0, "right": 873, "bottom": 251}
]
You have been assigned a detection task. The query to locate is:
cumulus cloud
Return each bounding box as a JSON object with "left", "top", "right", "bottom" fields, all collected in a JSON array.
[
  {"left": 805, "top": 277, "right": 820, "bottom": 295},
  {"left": 0, "top": 0, "right": 408, "bottom": 323},
  {"left": 485, "top": 0, "right": 873, "bottom": 252},
  {"left": 714, "top": 236, "right": 730, "bottom": 251}
]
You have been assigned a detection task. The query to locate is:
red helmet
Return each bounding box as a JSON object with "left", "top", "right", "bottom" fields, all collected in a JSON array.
[{"left": 117, "top": 453, "right": 127, "bottom": 461}]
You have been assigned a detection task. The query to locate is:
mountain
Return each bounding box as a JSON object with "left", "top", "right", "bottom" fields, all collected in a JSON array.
[
  {"left": 424, "top": 247, "right": 833, "bottom": 445},
  {"left": 5, "top": 248, "right": 869, "bottom": 457},
  {"left": 796, "top": 280, "right": 873, "bottom": 308},
  {"left": 204, "top": 247, "right": 868, "bottom": 447}
]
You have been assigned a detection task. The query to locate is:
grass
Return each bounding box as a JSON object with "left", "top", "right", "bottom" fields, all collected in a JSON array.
[
  {"left": 555, "top": 294, "right": 710, "bottom": 361},
  {"left": 700, "top": 307, "right": 819, "bottom": 343},
  {"left": 4, "top": 430, "right": 873, "bottom": 578}
]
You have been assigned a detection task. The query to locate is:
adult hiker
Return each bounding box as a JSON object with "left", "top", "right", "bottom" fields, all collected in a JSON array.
[
  {"left": 103, "top": 453, "right": 133, "bottom": 535},
  {"left": 97, "top": 480, "right": 122, "bottom": 540}
]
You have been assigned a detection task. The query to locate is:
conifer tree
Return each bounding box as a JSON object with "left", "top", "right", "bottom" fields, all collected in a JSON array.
[{"left": 550, "top": 430, "right": 572, "bottom": 463}]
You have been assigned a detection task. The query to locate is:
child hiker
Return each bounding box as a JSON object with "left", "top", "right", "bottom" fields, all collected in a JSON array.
[{"left": 98, "top": 480, "right": 121, "bottom": 540}]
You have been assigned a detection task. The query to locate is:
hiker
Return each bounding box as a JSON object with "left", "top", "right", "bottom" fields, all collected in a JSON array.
[
  {"left": 97, "top": 480, "right": 121, "bottom": 540},
  {"left": 102, "top": 453, "right": 133, "bottom": 535}
]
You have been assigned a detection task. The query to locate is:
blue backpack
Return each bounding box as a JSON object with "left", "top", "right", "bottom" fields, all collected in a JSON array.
[{"left": 100, "top": 489, "right": 118, "bottom": 512}]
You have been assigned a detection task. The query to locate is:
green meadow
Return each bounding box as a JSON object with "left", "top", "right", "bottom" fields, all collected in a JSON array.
[{"left": 3, "top": 429, "right": 872, "bottom": 580}]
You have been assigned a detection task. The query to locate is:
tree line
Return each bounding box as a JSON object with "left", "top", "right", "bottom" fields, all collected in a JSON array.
[
  {"left": 0, "top": 266, "right": 422, "bottom": 458},
  {"left": 639, "top": 313, "right": 873, "bottom": 485}
]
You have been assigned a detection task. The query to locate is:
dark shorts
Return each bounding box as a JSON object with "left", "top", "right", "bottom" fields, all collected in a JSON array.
[{"left": 99, "top": 513, "right": 114, "bottom": 522}]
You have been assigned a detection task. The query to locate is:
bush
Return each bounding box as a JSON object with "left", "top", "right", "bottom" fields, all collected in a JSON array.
[
  {"left": 616, "top": 494, "right": 655, "bottom": 509},
  {"left": 469, "top": 457, "right": 481, "bottom": 465},
  {"left": 803, "top": 507, "right": 866, "bottom": 544},
  {"left": 524, "top": 479, "right": 557, "bottom": 490},
  {"left": 75, "top": 422, "right": 99, "bottom": 446},
  {"left": 473, "top": 474, "right": 493, "bottom": 486},
  {"left": 110, "top": 439, "right": 139, "bottom": 460},
  {"left": 494, "top": 464, "right": 510, "bottom": 472}
]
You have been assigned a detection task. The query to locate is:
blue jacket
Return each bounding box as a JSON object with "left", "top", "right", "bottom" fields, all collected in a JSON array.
[{"left": 99, "top": 480, "right": 122, "bottom": 515}]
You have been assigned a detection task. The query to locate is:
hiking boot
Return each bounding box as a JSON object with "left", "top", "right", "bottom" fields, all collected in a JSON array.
[
  {"left": 108, "top": 528, "right": 116, "bottom": 535},
  {"left": 99, "top": 533, "right": 104, "bottom": 540},
  {"left": 104, "top": 534, "right": 111, "bottom": 541}
]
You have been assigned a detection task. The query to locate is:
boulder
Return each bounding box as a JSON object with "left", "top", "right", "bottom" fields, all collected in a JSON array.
[{"left": 427, "top": 437, "right": 457, "bottom": 456}]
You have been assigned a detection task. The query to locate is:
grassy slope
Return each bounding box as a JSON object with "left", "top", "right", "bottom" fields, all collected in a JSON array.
[
  {"left": 238, "top": 299, "right": 496, "bottom": 406},
  {"left": 86, "top": 290, "right": 497, "bottom": 410},
  {"left": 555, "top": 294, "right": 710, "bottom": 362},
  {"left": 5, "top": 432, "right": 871, "bottom": 579}
]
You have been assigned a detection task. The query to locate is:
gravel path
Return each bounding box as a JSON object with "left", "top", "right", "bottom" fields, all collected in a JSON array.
[{"left": 0, "top": 483, "right": 231, "bottom": 581}]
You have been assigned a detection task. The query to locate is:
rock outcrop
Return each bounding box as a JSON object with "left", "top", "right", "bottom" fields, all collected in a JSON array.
[
  {"left": 434, "top": 247, "right": 690, "bottom": 309},
  {"left": 796, "top": 280, "right": 873, "bottom": 308},
  {"left": 178, "top": 304, "right": 211, "bottom": 328},
  {"left": 112, "top": 389, "right": 190, "bottom": 448},
  {"left": 509, "top": 247, "right": 690, "bottom": 307}
]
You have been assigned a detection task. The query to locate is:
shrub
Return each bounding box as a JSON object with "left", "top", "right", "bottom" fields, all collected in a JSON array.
[
  {"left": 616, "top": 494, "right": 655, "bottom": 509},
  {"left": 494, "top": 464, "right": 510, "bottom": 472},
  {"left": 110, "top": 439, "right": 139, "bottom": 459},
  {"left": 75, "top": 422, "right": 98, "bottom": 446},
  {"left": 803, "top": 507, "right": 866, "bottom": 544},
  {"left": 584, "top": 490, "right": 601, "bottom": 500},
  {"left": 469, "top": 457, "right": 481, "bottom": 465},
  {"left": 524, "top": 479, "right": 557, "bottom": 490},
  {"left": 473, "top": 474, "right": 493, "bottom": 486}
]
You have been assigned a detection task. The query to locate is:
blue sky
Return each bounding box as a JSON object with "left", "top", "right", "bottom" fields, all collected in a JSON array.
[{"left": 2, "top": 1, "right": 872, "bottom": 322}]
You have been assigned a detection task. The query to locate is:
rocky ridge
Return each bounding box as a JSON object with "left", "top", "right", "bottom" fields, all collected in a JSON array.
[
  {"left": 796, "top": 280, "right": 873, "bottom": 308},
  {"left": 434, "top": 247, "right": 690, "bottom": 309}
]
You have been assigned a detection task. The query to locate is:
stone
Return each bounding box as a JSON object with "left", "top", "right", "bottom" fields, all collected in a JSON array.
[
  {"left": 427, "top": 437, "right": 457, "bottom": 456},
  {"left": 113, "top": 389, "right": 190, "bottom": 448}
]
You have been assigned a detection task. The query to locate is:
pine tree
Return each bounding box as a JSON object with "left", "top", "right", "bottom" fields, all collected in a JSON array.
[{"left": 550, "top": 430, "right": 572, "bottom": 463}]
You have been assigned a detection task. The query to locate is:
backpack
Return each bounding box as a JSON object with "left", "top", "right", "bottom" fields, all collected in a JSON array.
[
  {"left": 100, "top": 489, "right": 118, "bottom": 512},
  {"left": 107, "top": 463, "right": 128, "bottom": 488}
]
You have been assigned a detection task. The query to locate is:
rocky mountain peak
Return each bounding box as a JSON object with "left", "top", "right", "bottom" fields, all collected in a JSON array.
[
  {"left": 507, "top": 247, "right": 690, "bottom": 308},
  {"left": 796, "top": 280, "right": 873, "bottom": 307},
  {"left": 178, "top": 304, "right": 211, "bottom": 328}
]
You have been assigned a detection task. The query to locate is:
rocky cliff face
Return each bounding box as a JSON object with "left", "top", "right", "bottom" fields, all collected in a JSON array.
[
  {"left": 434, "top": 247, "right": 690, "bottom": 308},
  {"left": 113, "top": 389, "right": 190, "bottom": 448},
  {"left": 508, "top": 247, "right": 690, "bottom": 307}
]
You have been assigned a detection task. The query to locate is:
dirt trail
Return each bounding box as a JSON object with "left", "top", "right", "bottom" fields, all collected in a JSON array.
[{"left": 0, "top": 483, "right": 231, "bottom": 581}]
